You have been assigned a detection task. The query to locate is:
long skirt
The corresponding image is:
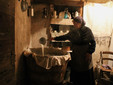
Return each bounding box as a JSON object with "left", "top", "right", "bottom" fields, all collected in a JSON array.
[{"left": 70, "top": 67, "right": 95, "bottom": 85}]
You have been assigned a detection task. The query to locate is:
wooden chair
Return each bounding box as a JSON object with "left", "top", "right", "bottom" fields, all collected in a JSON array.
[{"left": 99, "top": 51, "right": 113, "bottom": 84}]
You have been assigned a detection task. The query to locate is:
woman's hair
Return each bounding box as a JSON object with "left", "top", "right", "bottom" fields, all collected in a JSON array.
[{"left": 73, "top": 16, "right": 86, "bottom": 26}]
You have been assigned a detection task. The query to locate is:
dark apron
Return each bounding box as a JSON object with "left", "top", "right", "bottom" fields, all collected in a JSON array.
[{"left": 71, "top": 45, "right": 93, "bottom": 72}]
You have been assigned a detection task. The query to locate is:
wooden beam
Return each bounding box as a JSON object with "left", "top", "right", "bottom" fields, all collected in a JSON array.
[{"left": 31, "top": 0, "right": 84, "bottom": 6}]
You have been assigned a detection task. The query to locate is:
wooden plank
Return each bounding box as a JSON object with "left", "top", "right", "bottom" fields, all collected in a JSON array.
[
  {"left": 31, "top": 0, "right": 84, "bottom": 6},
  {"left": 0, "top": 0, "right": 15, "bottom": 85},
  {"left": 0, "top": 69, "right": 15, "bottom": 83},
  {"left": 0, "top": 0, "right": 15, "bottom": 16},
  {"left": 51, "top": 18, "right": 73, "bottom": 25}
]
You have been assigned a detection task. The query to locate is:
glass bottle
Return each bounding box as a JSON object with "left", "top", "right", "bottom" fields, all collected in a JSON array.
[{"left": 64, "top": 8, "right": 69, "bottom": 19}]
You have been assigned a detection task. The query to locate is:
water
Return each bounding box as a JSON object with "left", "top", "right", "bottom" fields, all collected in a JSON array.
[
  {"left": 39, "top": 37, "right": 46, "bottom": 56},
  {"left": 41, "top": 44, "right": 44, "bottom": 56}
]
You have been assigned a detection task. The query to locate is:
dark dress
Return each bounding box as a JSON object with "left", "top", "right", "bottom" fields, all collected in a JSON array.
[{"left": 54, "top": 25, "right": 96, "bottom": 85}]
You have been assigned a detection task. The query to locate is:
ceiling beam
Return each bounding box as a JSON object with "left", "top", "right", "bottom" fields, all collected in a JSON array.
[{"left": 31, "top": 0, "right": 84, "bottom": 6}]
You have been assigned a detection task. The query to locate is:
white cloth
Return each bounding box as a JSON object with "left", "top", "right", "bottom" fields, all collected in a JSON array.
[
  {"left": 33, "top": 53, "right": 71, "bottom": 69},
  {"left": 83, "top": 1, "right": 113, "bottom": 37},
  {"left": 24, "top": 48, "right": 71, "bottom": 69}
]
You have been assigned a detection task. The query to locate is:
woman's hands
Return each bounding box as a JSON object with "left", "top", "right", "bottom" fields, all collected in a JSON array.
[{"left": 48, "top": 37, "right": 54, "bottom": 41}]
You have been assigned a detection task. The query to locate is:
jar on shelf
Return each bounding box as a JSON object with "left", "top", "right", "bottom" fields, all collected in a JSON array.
[{"left": 64, "top": 8, "right": 69, "bottom": 19}]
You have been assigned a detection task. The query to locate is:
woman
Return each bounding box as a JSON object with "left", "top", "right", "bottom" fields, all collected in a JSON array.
[{"left": 50, "top": 16, "right": 96, "bottom": 85}]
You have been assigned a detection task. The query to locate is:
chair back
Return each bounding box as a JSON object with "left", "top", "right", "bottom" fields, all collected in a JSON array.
[{"left": 100, "top": 51, "right": 113, "bottom": 65}]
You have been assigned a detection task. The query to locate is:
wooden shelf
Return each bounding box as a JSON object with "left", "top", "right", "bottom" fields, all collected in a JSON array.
[
  {"left": 31, "top": 0, "right": 84, "bottom": 6},
  {"left": 51, "top": 40, "right": 70, "bottom": 42},
  {"left": 51, "top": 18, "right": 73, "bottom": 25}
]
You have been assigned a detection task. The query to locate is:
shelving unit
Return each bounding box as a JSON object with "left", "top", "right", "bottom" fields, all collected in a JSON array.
[
  {"left": 51, "top": 18, "right": 73, "bottom": 25},
  {"left": 49, "top": 3, "right": 83, "bottom": 49}
]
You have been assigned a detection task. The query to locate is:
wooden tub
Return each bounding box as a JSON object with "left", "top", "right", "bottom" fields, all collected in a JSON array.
[{"left": 24, "top": 48, "right": 71, "bottom": 85}]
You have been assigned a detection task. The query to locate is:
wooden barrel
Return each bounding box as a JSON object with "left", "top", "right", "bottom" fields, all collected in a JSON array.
[{"left": 25, "top": 55, "right": 68, "bottom": 85}]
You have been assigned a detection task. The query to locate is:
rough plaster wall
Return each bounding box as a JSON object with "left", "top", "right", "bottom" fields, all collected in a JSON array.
[
  {"left": 109, "top": 32, "right": 113, "bottom": 53},
  {"left": 15, "top": 0, "right": 31, "bottom": 84},
  {"left": 93, "top": 43, "right": 109, "bottom": 67},
  {"left": 108, "top": 31, "right": 113, "bottom": 67},
  {"left": 31, "top": 4, "right": 51, "bottom": 48}
]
